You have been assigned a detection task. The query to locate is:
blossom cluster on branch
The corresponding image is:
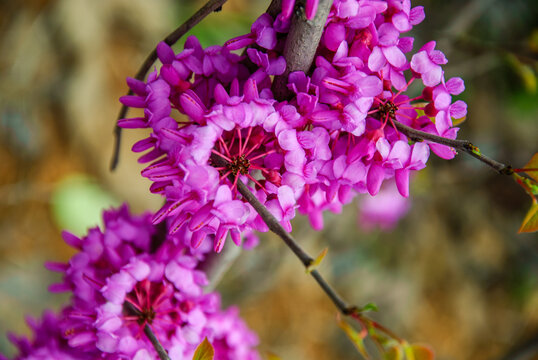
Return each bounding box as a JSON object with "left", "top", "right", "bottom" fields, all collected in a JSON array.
[
  {"left": 2, "top": 0, "right": 472, "bottom": 358},
  {"left": 2, "top": 205, "right": 259, "bottom": 360},
  {"left": 118, "top": 0, "right": 466, "bottom": 253}
]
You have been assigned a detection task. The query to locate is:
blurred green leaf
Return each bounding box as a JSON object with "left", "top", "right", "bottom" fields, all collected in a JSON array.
[
  {"left": 336, "top": 315, "right": 370, "bottom": 359},
  {"left": 192, "top": 337, "right": 214, "bottom": 360},
  {"left": 360, "top": 302, "right": 379, "bottom": 313},
  {"left": 50, "top": 174, "right": 119, "bottom": 235},
  {"left": 306, "top": 247, "right": 328, "bottom": 273},
  {"left": 507, "top": 53, "right": 537, "bottom": 93},
  {"left": 519, "top": 201, "right": 538, "bottom": 233},
  {"left": 265, "top": 351, "right": 282, "bottom": 360},
  {"left": 519, "top": 153, "right": 538, "bottom": 182},
  {"left": 406, "top": 344, "right": 435, "bottom": 360},
  {"left": 384, "top": 346, "right": 403, "bottom": 360}
]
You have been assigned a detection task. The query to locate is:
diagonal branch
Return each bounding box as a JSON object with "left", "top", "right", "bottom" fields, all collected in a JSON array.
[
  {"left": 110, "top": 0, "right": 228, "bottom": 170},
  {"left": 124, "top": 302, "right": 171, "bottom": 360},
  {"left": 211, "top": 155, "right": 354, "bottom": 315},
  {"left": 393, "top": 120, "right": 513, "bottom": 175},
  {"left": 143, "top": 324, "right": 171, "bottom": 360}
]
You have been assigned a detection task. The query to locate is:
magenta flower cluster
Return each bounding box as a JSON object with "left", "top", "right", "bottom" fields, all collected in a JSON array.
[
  {"left": 119, "top": 0, "right": 466, "bottom": 250},
  {"left": 2, "top": 205, "right": 260, "bottom": 360}
]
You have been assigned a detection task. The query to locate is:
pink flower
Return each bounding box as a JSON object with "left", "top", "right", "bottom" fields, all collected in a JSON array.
[{"left": 410, "top": 41, "right": 448, "bottom": 87}]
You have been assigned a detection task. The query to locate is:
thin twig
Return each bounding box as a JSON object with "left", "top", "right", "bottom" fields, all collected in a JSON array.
[
  {"left": 211, "top": 155, "right": 354, "bottom": 315},
  {"left": 124, "top": 302, "right": 171, "bottom": 360},
  {"left": 144, "top": 324, "right": 171, "bottom": 360},
  {"left": 110, "top": 0, "right": 228, "bottom": 170},
  {"left": 272, "top": 0, "right": 334, "bottom": 100},
  {"left": 393, "top": 120, "right": 513, "bottom": 175}
]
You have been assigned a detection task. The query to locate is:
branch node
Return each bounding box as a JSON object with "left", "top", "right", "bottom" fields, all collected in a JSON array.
[{"left": 500, "top": 165, "right": 514, "bottom": 176}]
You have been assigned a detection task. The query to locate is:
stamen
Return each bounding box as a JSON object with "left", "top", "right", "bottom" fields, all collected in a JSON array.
[
  {"left": 218, "top": 137, "right": 231, "bottom": 157},
  {"left": 395, "top": 95, "right": 423, "bottom": 106},
  {"left": 220, "top": 171, "right": 232, "bottom": 181},
  {"left": 242, "top": 127, "right": 253, "bottom": 155},
  {"left": 237, "top": 128, "right": 243, "bottom": 156},
  {"left": 250, "top": 165, "right": 269, "bottom": 173},
  {"left": 232, "top": 173, "right": 240, "bottom": 190},
  {"left": 249, "top": 149, "right": 276, "bottom": 162},
  {"left": 246, "top": 174, "right": 268, "bottom": 194},
  {"left": 392, "top": 77, "right": 415, "bottom": 99},
  {"left": 211, "top": 149, "right": 232, "bottom": 162}
]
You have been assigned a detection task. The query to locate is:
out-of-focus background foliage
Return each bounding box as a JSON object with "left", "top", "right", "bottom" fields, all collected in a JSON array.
[{"left": 0, "top": 0, "right": 537, "bottom": 359}]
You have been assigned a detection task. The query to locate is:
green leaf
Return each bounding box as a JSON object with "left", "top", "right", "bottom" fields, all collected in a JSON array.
[
  {"left": 192, "top": 338, "right": 214, "bottom": 360},
  {"left": 306, "top": 247, "right": 328, "bottom": 274},
  {"left": 336, "top": 315, "right": 371, "bottom": 359},
  {"left": 469, "top": 145, "right": 481, "bottom": 156},
  {"left": 407, "top": 344, "right": 435, "bottom": 360},
  {"left": 265, "top": 351, "right": 282, "bottom": 360},
  {"left": 520, "top": 153, "right": 538, "bottom": 183},
  {"left": 384, "top": 346, "right": 403, "bottom": 360},
  {"left": 451, "top": 115, "right": 467, "bottom": 126},
  {"left": 507, "top": 53, "right": 537, "bottom": 93},
  {"left": 519, "top": 201, "right": 538, "bottom": 233},
  {"left": 360, "top": 302, "right": 379, "bottom": 313},
  {"left": 50, "top": 174, "right": 119, "bottom": 235}
]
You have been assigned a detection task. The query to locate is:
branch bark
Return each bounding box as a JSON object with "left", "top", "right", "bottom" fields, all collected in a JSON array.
[
  {"left": 144, "top": 324, "right": 171, "bottom": 360},
  {"left": 124, "top": 302, "right": 171, "bottom": 360},
  {"left": 393, "top": 120, "right": 513, "bottom": 175},
  {"left": 111, "top": 0, "right": 228, "bottom": 170},
  {"left": 211, "top": 155, "right": 354, "bottom": 315},
  {"left": 272, "top": 0, "right": 334, "bottom": 100}
]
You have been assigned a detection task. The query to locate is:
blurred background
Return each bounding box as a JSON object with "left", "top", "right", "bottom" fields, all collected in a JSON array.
[{"left": 0, "top": 0, "right": 537, "bottom": 359}]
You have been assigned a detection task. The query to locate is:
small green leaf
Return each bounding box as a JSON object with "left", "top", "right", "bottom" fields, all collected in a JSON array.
[
  {"left": 384, "top": 346, "right": 403, "bottom": 360},
  {"left": 265, "top": 351, "right": 282, "bottom": 360},
  {"left": 520, "top": 153, "right": 538, "bottom": 183},
  {"left": 470, "top": 145, "right": 481, "bottom": 156},
  {"left": 306, "top": 247, "right": 328, "bottom": 274},
  {"left": 336, "top": 315, "right": 371, "bottom": 359},
  {"left": 514, "top": 173, "right": 538, "bottom": 200},
  {"left": 507, "top": 53, "right": 537, "bottom": 93},
  {"left": 192, "top": 338, "right": 214, "bottom": 360},
  {"left": 452, "top": 115, "right": 466, "bottom": 126},
  {"left": 360, "top": 302, "right": 379, "bottom": 313},
  {"left": 407, "top": 344, "right": 435, "bottom": 360},
  {"left": 519, "top": 201, "right": 538, "bottom": 233}
]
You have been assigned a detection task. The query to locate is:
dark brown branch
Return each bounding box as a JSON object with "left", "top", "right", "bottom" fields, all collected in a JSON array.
[
  {"left": 211, "top": 155, "right": 354, "bottom": 315},
  {"left": 110, "top": 0, "right": 229, "bottom": 170},
  {"left": 393, "top": 120, "right": 513, "bottom": 175},
  {"left": 124, "top": 302, "right": 171, "bottom": 360},
  {"left": 272, "top": 0, "right": 334, "bottom": 100},
  {"left": 144, "top": 324, "right": 171, "bottom": 360}
]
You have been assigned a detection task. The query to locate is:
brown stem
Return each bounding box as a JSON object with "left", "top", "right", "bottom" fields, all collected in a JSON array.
[
  {"left": 210, "top": 155, "right": 353, "bottom": 315},
  {"left": 393, "top": 120, "right": 513, "bottom": 175},
  {"left": 110, "top": 0, "right": 229, "bottom": 170},
  {"left": 144, "top": 324, "right": 171, "bottom": 360},
  {"left": 272, "top": 0, "right": 334, "bottom": 100},
  {"left": 124, "top": 302, "right": 171, "bottom": 360}
]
